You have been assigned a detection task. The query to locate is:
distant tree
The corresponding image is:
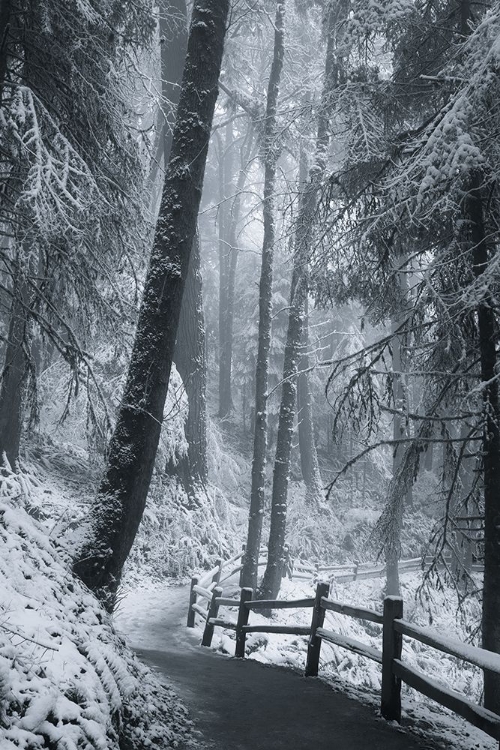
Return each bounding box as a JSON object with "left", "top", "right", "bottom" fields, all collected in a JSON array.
[
  {"left": 72, "top": 0, "right": 230, "bottom": 610},
  {"left": 240, "top": 0, "right": 286, "bottom": 591},
  {"left": 259, "top": 0, "right": 336, "bottom": 599},
  {"left": 170, "top": 231, "right": 208, "bottom": 494}
]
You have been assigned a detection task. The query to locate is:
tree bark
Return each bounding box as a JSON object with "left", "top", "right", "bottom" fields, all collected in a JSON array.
[
  {"left": 386, "top": 273, "right": 408, "bottom": 597},
  {"left": 465, "top": 173, "right": 500, "bottom": 713},
  {"left": 0, "top": 260, "right": 30, "bottom": 469},
  {"left": 240, "top": 0, "right": 285, "bottom": 590},
  {"left": 297, "top": 262, "right": 323, "bottom": 507},
  {"left": 218, "top": 119, "right": 235, "bottom": 418},
  {"left": 150, "top": 0, "right": 208, "bottom": 494},
  {"left": 219, "top": 128, "right": 256, "bottom": 419},
  {"left": 146, "top": 0, "right": 188, "bottom": 209},
  {"left": 72, "top": 0, "right": 230, "bottom": 610},
  {"left": 171, "top": 231, "right": 208, "bottom": 492},
  {"left": 259, "top": 259, "right": 306, "bottom": 600}
]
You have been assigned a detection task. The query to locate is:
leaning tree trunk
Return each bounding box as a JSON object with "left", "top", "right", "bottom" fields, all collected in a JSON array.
[
  {"left": 72, "top": 0, "right": 230, "bottom": 611},
  {"left": 0, "top": 260, "right": 30, "bottom": 469},
  {"left": 239, "top": 0, "right": 285, "bottom": 591},
  {"left": 465, "top": 172, "right": 500, "bottom": 713},
  {"left": 149, "top": 0, "right": 208, "bottom": 495}
]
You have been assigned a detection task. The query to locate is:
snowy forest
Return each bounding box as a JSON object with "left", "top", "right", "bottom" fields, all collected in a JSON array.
[{"left": 2, "top": 0, "right": 500, "bottom": 748}]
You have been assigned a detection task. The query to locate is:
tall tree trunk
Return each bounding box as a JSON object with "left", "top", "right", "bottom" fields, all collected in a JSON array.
[
  {"left": 0, "top": 259, "right": 30, "bottom": 469},
  {"left": 240, "top": 0, "right": 285, "bottom": 590},
  {"left": 217, "top": 120, "right": 234, "bottom": 418},
  {"left": 259, "top": 259, "right": 306, "bottom": 600},
  {"left": 297, "top": 267, "right": 323, "bottom": 507},
  {"left": 465, "top": 173, "right": 500, "bottom": 712},
  {"left": 220, "top": 129, "right": 256, "bottom": 419},
  {"left": 72, "top": 0, "right": 230, "bottom": 611},
  {"left": 170, "top": 231, "right": 208, "bottom": 492},
  {"left": 150, "top": 0, "right": 208, "bottom": 495},
  {"left": 259, "top": 6, "right": 336, "bottom": 599},
  {"left": 386, "top": 276, "right": 407, "bottom": 596}
]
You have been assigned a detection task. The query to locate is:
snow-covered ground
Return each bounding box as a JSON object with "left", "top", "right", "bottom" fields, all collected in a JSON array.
[
  {"left": 117, "top": 572, "right": 497, "bottom": 750},
  {"left": 0, "top": 469, "right": 198, "bottom": 750}
]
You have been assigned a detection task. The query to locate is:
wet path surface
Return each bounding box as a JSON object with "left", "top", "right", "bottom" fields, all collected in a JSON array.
[{"left": 118, "top": 584, "right": 442, "bottom": 750}]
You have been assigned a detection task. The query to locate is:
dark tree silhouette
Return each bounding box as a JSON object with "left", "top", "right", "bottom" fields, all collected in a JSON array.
[{"left": 73, "top": 0, "right": 230, "bottom": 610}]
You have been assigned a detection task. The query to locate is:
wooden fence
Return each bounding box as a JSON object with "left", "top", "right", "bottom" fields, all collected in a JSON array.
[
  {"left": 187, "top": 549, "right": 483, "bottom": 627},
  {"left": 188, "top": 579, "right": 500, "bottom": 748}
]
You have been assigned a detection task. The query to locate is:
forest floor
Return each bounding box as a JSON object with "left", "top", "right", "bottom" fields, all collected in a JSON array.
[{"left": 115, "top": 581, "right": 448, "bottom": 750}]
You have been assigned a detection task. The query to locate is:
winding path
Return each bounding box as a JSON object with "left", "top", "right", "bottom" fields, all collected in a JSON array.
[{"left": 116, "top": 583, "right": 443, "bottom": 750}]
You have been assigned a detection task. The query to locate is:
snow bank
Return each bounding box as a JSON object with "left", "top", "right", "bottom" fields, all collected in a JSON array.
[{"left": 0, "top": 468, "right": 197, "bottom": 750}]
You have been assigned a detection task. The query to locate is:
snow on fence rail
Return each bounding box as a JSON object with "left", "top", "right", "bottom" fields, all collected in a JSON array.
[
  {"left": 188, "top": 579, "right": 500, "bottom": 748},
  {"left": 187, "top": 549, "right": 484, "bottom": 627}
]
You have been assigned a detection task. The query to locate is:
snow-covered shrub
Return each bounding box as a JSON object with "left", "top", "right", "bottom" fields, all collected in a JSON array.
[
  {"left": 127, "top": 473, "right": 239, "bottom": 581},
  {"left": 0, "top": 468, "right": 196, "bottom": 750},
  {"left": 36, "top": 355, "right": 188, "bottom": 471}
]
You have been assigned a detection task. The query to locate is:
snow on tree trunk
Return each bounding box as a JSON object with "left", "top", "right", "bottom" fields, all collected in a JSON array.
[
  {"left": 72, "top": 0, "right": 230, "bottom": 610},
  {"left": 240, "top": 0, "right": 285, "bottom": 591},
  {"left": 386, "top": 263, "right": 409, "bottom": 597}
]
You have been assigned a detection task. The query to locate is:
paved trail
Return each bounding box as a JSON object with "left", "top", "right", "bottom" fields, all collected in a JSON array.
[{"left": 117, "top": 584, "right": 442, "bottom": 750}]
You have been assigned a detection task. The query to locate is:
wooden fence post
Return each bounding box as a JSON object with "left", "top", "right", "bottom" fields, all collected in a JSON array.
[
  {"left": 202, "top": 586, "right": 222, "bottom": 647},
  {"left": 381, "top": 595, "right": 403, "bottom": 722},
  {"left": 187, "top": 575, "right": 199, "bottom": 628},
  {"left": 212, "top": 559, "right": 222, "bottom": 584},
  {"left": 305, "top": 581, "right": 329, "bottom": 677},
  {"left": 235, "top": 587, "right": 253, "bottom": 658}
]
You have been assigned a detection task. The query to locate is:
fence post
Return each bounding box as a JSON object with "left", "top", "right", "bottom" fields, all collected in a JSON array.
[
  {"left": 212, "top": 559, "right": 222, "bottom": 585},
  {"left": 381, "top": 595, "right": 403, "bottom": 722},
  {"left": 235, "top": 587, "right": 253, "bottom": 658},
  {"left": 305, "top": 580, "right": 330, "bottom": 677},
  {"left": 201, "top": 586, "right": 222, "bottom": 647},
  {"left": 187, "top": 575, "right": 199, "bottom": 628}
]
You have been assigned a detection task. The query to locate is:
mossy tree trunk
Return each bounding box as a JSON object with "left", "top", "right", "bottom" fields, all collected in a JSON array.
[{"left": 72, "top": 0, "right": 230, "bottom": 610}]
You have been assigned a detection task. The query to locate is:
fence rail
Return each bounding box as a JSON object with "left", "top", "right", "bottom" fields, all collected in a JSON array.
[
  {"left": 186, "top": 548, "right": 483, "bottom": 628},
  {"left": 187, "top": 575, "right": 500, "bottom": 748}
]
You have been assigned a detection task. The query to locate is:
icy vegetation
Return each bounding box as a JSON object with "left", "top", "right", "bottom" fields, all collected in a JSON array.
[{"left": 0, "top": 467, "right": 197, "bottom": 750}]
